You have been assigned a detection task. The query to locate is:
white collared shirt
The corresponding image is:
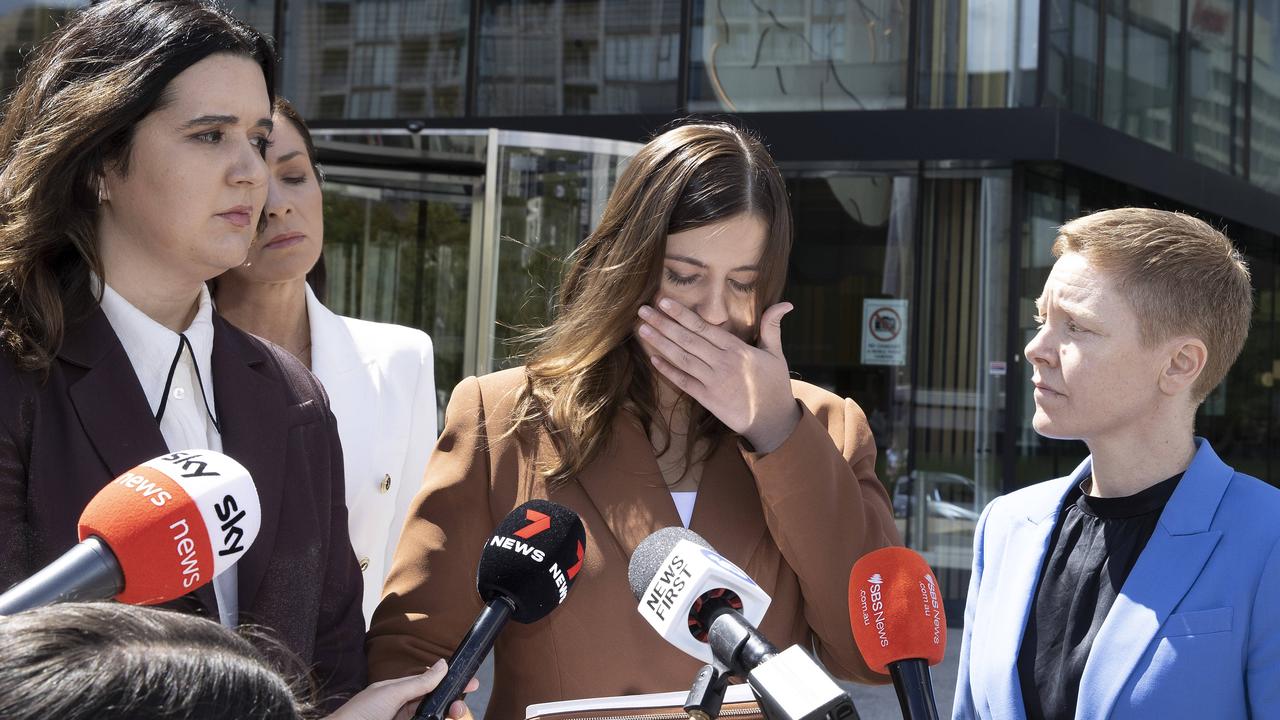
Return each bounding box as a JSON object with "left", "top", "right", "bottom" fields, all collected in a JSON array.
[{"left": 97, "top": 279, "right": 238, "bottom": 628}]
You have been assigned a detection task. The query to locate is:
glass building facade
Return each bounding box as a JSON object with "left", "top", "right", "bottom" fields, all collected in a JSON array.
[{"left": 18, "top": 0, "right": 1280, "bottom": 618}]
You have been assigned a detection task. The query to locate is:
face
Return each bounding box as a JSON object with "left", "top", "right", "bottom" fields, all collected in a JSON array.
[
  {"left": 1024, "top": 252, "right": 1173, "bottom": 441},
  {"left": 97, "top": 53, "right": 271, "bottom": 287},
  {"left": 224, "top": 114, "right": 324, "bottom": 284},
  {"left": 640, "top": 212, "right": 768, "bottom": 350}
]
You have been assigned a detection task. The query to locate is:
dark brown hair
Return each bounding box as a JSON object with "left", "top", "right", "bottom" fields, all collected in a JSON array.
[
  {"left": 273, "top": 97, "right": 324, "bottom": 185},
  {"left": 0, "top": 602, "right": 313, "bottom": 720},
  {"left": 510, "top": 120, "right": 793, "bottom": 488},
  {"left": 0, "top": 0, "right": 275, "bottom": 372},
  {"left": 271, "top": 97, "right": 328, "bottom": 297}
]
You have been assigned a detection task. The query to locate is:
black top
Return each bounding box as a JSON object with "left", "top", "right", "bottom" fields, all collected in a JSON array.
[{"left": 1017, "top": 472, "right": 1183, "bottom": 720}]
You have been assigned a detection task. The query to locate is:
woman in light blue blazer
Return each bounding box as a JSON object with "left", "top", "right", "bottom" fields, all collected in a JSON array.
[
  {"left": 215, "top": 99, "right": 437, "bottom": 626},
  {"left": 953, "top": 208, "right": 1280, "bottom": 720}
]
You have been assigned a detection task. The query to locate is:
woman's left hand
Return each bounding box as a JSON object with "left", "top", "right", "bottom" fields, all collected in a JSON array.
[{"left": 638, "top": 298, "right": 800, "bottom": 453}]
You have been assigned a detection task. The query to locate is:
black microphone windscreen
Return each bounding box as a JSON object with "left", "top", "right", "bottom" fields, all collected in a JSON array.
[
  {"left": 477, "top": 499, "right": 586, "bottom": 623},
  {"left": 627, "top": 526, "right": 713, "bottom": 601}
]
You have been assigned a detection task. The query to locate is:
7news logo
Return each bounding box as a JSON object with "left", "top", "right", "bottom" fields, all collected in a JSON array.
[{"left": 488, "top": 508, "right": 585, "bottom": 602}]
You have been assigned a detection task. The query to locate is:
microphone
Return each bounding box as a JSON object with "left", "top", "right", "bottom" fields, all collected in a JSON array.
[
  {"left": 848, "top": 547, "right": 946, "bottom": 720},
  {"left": 0, "top": 449, "right": 260, "bottom": 614},
  {"left": 629, "top": 527, "right": 857, "bottom": 720},
  {"left": 413, "top": 499, "right": 586, "bottom": 720}
]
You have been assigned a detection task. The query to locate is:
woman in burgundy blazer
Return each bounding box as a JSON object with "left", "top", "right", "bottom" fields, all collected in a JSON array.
[{"left": 0, "top": 0, "right": 364, "bottom": 705}]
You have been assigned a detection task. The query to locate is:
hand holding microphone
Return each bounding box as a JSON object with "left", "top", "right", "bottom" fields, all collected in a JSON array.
[
  {"left": 411, "top": 499, "right": 586, "bottom": 720},
  {"left": 0, "top": 449, "right": 260, "bottom": 614},
  {"left": 326, "top": 660, "right": 479, "bottom": 720},
  {"left": 848, "top": 547, "right": 946, "bottom": 720}
]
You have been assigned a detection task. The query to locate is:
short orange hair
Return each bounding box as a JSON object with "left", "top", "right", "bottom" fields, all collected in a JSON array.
[{"left": 1053, "top": 208, "right": 1252, "bottom": 402}]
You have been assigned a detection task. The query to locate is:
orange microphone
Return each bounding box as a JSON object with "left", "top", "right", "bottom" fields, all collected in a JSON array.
[
  {"left": 0, "top": 450, "right": 260, "bottom": 614},
  {"left": 849, "top": 547, "right": 946, "bottom": 720}
]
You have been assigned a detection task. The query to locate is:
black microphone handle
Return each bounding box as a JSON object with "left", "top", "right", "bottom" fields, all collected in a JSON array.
[
  {"left": 705, "top": 606, "right": 779, "bottom": 678},
  {"left": 412, "top": 596, "right": 515, "bottom": 720},
  {"left": 0, "top": 537, "right": 122, "bottom": 616},
  {"left": 888, "top": 659, "right": 940, "bottom": 720}
]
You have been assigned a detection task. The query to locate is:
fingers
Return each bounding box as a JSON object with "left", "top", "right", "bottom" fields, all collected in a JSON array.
[
  {"left": 649, "top": 353, "right": 708, "bottom": 401},
  {"left": 638, "top": 314, "right": 715, "bottom": 382},
  {"left": 653, "top": 298, "right": 738, "bottom": 349},
  {"left": 756, "top": 302, "right": 793, "bottom": 357},
  {"left": 369, "top": 658, "right": 448, "bottom": 705},
  {"left": 465, "top": 677, "right": 480, "bottom": 693},
  {"left": 446, "top": 699, "right": 475, "bottom": 720}
]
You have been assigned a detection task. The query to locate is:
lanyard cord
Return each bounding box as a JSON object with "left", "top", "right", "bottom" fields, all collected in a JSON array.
[{"left": 154, "top": 333, "right": 221, "bottom": 434}]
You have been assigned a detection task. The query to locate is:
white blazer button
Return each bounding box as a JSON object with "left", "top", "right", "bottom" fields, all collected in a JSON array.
[
  {"left": 359, "top": 557, "right": 370, "bottom": 572},
  {"left": 171, "top": 387, "right": 186, "bottom": 400},
  {"left": 380, "top": 474, "right": 392, "bottom": 493}
]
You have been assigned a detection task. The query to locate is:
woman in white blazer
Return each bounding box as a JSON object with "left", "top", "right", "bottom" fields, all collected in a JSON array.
[{"left": 214, "top": 99, "right": 437, "bottom": 625}]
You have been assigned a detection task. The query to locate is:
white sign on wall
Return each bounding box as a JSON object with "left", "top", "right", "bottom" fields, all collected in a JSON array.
[{"left": 861, "top": 299, "right": 908, "bottom": 366}]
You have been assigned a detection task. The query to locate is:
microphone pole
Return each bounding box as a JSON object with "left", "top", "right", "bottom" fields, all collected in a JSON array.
[
  {"left": 888, "top": 661, "right": 939, "bottom": 720},
  {"left": 412, "top": 597, "right": 514, "bottom": 720},
  {"left": 0, "top": 538, "right": 120, "bottom": 615}
]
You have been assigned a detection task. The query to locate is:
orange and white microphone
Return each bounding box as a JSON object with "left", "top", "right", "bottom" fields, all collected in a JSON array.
[
  {"left": 849, "top": 547, "right": 947, "bottom": 720},
  {"left": 0, "top": 450, "right": 260, "bottom": 614}
]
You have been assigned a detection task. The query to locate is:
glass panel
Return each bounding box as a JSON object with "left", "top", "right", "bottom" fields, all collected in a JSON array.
[
  {"left": 314, "top": 130, "right": 487, "bottom": 416},
  {"left": 908, "top": 175, "right": 1011, "bottom": 610},
  {"left": 783, "top": 174, "right": 915, "bottom": 518},
  {"left": 476, "top": 0, "right": 681, "bottom": 116},
  {"left": 917, "top": 0, "right": 1039, "bottom": 108},
  {"left": 488, "top": 135, "right": 638, "bottom": 368},
  {"left": 1014, "top": 169, "right": 1088, "bottom": 487},
  {"left": 221, "top": 0, "right": 275, "bottom": 37},
  {"left": 280, "top": 0, "right": 470, "bottom": 120},
  {"left": 1197, "top": 227, "right": 1277, "bottom": 483},
  {"left": 1252, "top": 0, "right": 1280, "bottom": 193},
  {"left": 1184, "top": 0, "right": 1247, "bottom": 174},
  {"left": 687, "top": 0, "right": 909, "bottom": 112},
  {"left": 1102, "top": 0, "right": 1180, "bottom": 150},
  {"left": 1043, "top": 0, "right": 1101, "bottom": 117},
  {"left": 0, "top": 3, "right": 86, "bottom": 102}
]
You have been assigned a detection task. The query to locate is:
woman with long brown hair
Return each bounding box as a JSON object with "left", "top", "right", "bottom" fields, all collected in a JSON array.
[
  {"left": 0, "top": 0, "right": 365, "bottom": 706},
  {"left": 367, "top": 120, "right": 900, "bottom": 717}
]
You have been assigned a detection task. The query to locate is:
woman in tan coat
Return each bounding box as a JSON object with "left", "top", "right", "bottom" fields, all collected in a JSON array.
[{"left": 367, "top": 121, "right": 900, "bottom": 718}]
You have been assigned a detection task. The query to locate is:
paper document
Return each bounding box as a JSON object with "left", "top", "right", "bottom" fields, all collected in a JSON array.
[{"left": 525, "top": 682, "right": 756, "bottom": 718}]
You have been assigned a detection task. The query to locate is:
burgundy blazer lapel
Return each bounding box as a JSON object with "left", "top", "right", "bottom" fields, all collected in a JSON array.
[
  {"left": 209, "top": 315, "right": 287, "bottom": 615},
  {"left": 58, "top": 309, "right": 168, "bottom": 479},
  {"left": 58, "top": 308, "right": 218, "bottom": 613}
]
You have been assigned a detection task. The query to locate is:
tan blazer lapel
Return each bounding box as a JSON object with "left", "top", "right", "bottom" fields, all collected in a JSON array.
[
  {"left": 688, "top": 438, "right": 767, "bottom": 574},
  {"left": 571, "top": 413, "right": 682, "bottom": 560}
]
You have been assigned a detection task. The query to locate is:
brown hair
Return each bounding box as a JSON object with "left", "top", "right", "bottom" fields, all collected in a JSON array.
[
  {"left": 273, "top": 97, "right": 324, "bottom": 185},
  {"left": 510, "top": 120, "right": 793, "bottom": 488},
  {"left": 0, "top": 0, "right": 275, "bottom": 373},
  {"left": 0, "top": 602, "right": 314, "bottom": 720},
  {"left": 1053, "top": 208, "right": 1252, "bottom": 402},
  {"left": 271, "top": 97, "right": 327, "bottom": 298}
]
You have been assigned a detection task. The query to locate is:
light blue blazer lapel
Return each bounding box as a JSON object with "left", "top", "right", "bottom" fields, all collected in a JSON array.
[
  {"left": 981, "top": 463, "right": 1086, "bottom": 720},
  {"left": 1076, "top": 439, "right": 1230, "bottom": 719}
]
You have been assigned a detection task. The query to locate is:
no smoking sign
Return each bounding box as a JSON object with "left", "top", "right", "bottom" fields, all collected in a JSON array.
[{"left": 861, "top": 299, "right": 908, "bottom": 366}]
